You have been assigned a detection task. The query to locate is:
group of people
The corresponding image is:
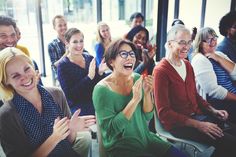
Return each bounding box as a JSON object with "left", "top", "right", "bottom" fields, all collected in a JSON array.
[{"left": 0, "top": 10, "right": 236, "bottom": 157}]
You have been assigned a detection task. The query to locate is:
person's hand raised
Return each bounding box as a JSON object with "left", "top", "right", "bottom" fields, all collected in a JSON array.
[
  {"left": 52, "top": 117, "right": 70, "bottom": 143},
  {"left": 88, "top": 58, "right": 96, "bottom": 79},
  {"left": 142, "top": 75, "right": 153, "bottom": 94},
  {"left": 132, "top": 76, "right": 143, "bottom": 103}
]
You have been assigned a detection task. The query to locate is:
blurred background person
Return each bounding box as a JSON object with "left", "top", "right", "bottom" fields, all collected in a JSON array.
[
  {"left": 94, "top": 21, "right": 111, "bottom": 66},
  {"left": 48, "top": 15, "right": 67, "bottom": 86},
  {"left": 217, "top": 11, "right": 236, "bottom": 63}
]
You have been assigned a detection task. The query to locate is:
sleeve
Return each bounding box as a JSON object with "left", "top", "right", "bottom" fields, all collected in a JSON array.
[
  {"left": 92, "top": 85, "right": 130, "bottom": 143},
  {"left": 191, "top": 54, "right": 227, "bottom": 100},
  {"left": 0, "top": 106, "right": 32, "bottom": 157},
  {"left": 217, "top": 51, "right": 236, "bottom": 80},
  {"left": 48, "top": 43, "right": 57, "bottom": 65},
  {"left": 94, "top": 43, "right": 104, "bottom": 66},
  {"left": 153, "top": 68, "right": 189, "bottom": 129}
]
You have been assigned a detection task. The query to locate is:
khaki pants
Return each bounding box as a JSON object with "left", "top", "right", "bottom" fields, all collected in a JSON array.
[{"left": 72, "top": 131, "right": 92, "bottom": 157}]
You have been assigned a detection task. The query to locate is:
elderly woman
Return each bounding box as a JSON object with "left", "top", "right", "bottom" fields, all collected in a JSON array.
[
  {"left": 126, "top": 25, "right": 156, "bottom": 75},
  {"left": 153, "top": 25, "right": 236, "bottom": 157},
  {"left": 191, "top": 27, "right": 236, "bottom": 123},
  {"left": 93, "top": 39, "right": 188, "bottom": 157},
  {"left": 0, "top": 47, "right": 95, "bottom": 157}
]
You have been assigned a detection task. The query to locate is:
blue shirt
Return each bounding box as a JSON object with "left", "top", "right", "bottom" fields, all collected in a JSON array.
[
  {"left": 94, "top": 42, "right": 105, "bottom": 66},
  {"left": 12, "top": 86, "right": 79, "bottom": 157},
  {"left": 217, "top": 37, "right": 236, "bottom": 63}
]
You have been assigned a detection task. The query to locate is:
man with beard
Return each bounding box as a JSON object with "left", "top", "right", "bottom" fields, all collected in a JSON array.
[{"left": 217, "top": 11, "right": 236, "bottom": 62}]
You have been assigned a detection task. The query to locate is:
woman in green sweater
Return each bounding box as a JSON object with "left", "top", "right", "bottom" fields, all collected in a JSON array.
[{"left": 92, "top": 39, "right": 188, "bottom": 157}]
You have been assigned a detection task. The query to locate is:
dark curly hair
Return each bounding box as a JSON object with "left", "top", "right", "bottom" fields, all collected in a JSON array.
[{"left": 219, "top": 11, "right": 236, "bottom": 36}]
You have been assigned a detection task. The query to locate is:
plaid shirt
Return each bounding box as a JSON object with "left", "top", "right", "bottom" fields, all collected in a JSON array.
[{"left": 48, "top": 38, "right": 66, "bottom": 65}]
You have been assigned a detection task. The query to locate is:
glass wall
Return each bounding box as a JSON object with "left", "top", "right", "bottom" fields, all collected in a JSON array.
[
  {"left": 204, "top": 0, "right": 231, "bottom": 42},
  {"left": 101, "top": 0, "right": 141, "bottom": 40}
]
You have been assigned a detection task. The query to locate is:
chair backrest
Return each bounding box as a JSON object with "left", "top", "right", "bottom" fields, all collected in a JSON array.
[
  {"left": 96, "top": 117, "right": 108, "bottom": 157},
  {"left": 153, "top": 109, "right": 214, "bottom": 155}
]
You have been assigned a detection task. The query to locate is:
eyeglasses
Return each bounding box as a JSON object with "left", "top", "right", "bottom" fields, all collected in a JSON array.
[
  {"left": 202, "top": 37, "right": 218, "bottom": 45},
  {"left": 119, "top": 50, "right": 136, "bottom": 59},
  {"left": 231, "top": 25, "right": 236, "bottom": 29},
  {"left": 171, "top": 40, "right": 193, "bottom": 46}
]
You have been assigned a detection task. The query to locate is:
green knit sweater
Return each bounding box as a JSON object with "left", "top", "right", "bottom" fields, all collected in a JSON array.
[{"left": 92, "top": 73, "right": 171, "bottom": 157}]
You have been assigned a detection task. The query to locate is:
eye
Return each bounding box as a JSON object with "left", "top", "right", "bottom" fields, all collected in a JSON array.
[
  {"left": 12, "top": 74, "right": 20, "bottom": 79},
  {"left": 25, "top": 66, "right": 31, "bottom": 72},
  {"left": 130, "top": 51, "right": 136, "bottom": 57}
]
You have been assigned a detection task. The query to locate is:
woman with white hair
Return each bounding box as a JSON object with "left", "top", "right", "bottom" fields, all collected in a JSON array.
[{"left": 154, "top": 25, "right": 236, "bottom": 157}]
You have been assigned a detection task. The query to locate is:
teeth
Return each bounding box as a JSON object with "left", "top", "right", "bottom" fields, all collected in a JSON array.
[
  {"left": 23, "top": 79, "right": 32, "bottom": 86},
  {"left": 125, "top": 63, "right": 133, "bottom": 66}
]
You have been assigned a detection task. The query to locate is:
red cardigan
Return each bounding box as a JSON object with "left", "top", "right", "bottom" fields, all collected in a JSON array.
[{"left": 153, "top": 59, "right": 210, "bottom": 131}]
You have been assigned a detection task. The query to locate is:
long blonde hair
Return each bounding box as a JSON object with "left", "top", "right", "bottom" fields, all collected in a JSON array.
[
  {"left": 0, "top": 47, "right": 34, "bottom": 101},
  {"left": 96, "top": 22, "right": 111, "bottom": 45}
]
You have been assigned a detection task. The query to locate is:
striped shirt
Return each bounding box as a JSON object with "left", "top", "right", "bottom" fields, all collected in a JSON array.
[{"left": 209, "top": 58, "right": 236, "bottom": 94}]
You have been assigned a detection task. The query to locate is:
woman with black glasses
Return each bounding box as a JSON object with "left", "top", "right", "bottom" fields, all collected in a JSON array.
[
  {"left": 191, "top": 27, "right": 236, "bottom": 123},
  {"left": 92, "top": 39, "right": 188, "bottom": 157}
]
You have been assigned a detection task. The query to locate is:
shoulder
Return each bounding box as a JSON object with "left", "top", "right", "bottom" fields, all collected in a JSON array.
[
  {"left": 153, "top": 59, "right": 169, "bottom": 73},
  {"left": 44, "top": 86, "right": 63, "bottom": 96},
  {"left": 0, "top": 101, "right": 17, "bottom": 123},
  {"left": 192, "top": 53, "right": 211, "bottom": 66}
]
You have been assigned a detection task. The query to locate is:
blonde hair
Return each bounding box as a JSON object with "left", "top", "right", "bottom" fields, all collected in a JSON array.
[
  {"left": 96, "top": 21, "right": 111, "bottom": 44},
  {"left": 0, "top": 47, "right": 34, "bottom": 101}
]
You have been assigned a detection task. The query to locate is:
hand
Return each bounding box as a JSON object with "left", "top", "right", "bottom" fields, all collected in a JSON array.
[
  {"left": 52, "top": 117, "right": 70, "bottom": 142},
  {"left": 205, "top": 53, "right": 221, "bottom": 62},
  {"left": 197, "top": 121, "right": 224, "bottom": 140},
  {"left": 77, "top": 115, "right": 96, "bottom": 131},
  {"left": 98, "top": 59, "right": 109, "bottom": 75},
  {"left": 88, "top": 58, "right": 96, "bottom": 79},
  {"left": 146, "top": 44, "right": 156, "bottom": 59},
  {"left": 132, "top": 76, "right": 143, "bottom": 103},
  {"left": 142, "top": 75, "right": 153, "bottom": 94},
  {"left": 69, "top": 109, "right": 81, "bottom": 132},
  {"left": 214, "top": 110, "right": 228, "bottom": 121}
]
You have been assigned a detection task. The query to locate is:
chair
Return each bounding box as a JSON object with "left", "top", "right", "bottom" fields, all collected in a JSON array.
[
  {"left": 154, "top": 111, "right": 215, "bottom": 157},
  {"left": 95, "top": 114, "right": 108, "bottom": 157}
]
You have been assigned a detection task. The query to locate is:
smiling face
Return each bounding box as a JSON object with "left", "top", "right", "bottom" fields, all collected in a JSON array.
[
  {"left": 110, "top": 43, "right": 136, "bottom": 76},
  {"left": 132, "top": 30, "right": 147, "bottom": 46},
  {"left": 0, "top": 25, "right": 17, "bottom": 50},
  {"left": 99, "top": 25, "right": 111, "bottom": 40},
  {"left": 67, "top": 32, "right": 84, "bottom": 55},
  {"left": 54, "top": 17, "right": 67, "bottom": 37},
  {"left": 201, "top": 35, "right": 217, "bottom": 54},
  {"left": 5, "top": 55, "right": 37, "bottom": 96},
  {"left": 169, "top": 31, "right": 191, "bottom": 59}
]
